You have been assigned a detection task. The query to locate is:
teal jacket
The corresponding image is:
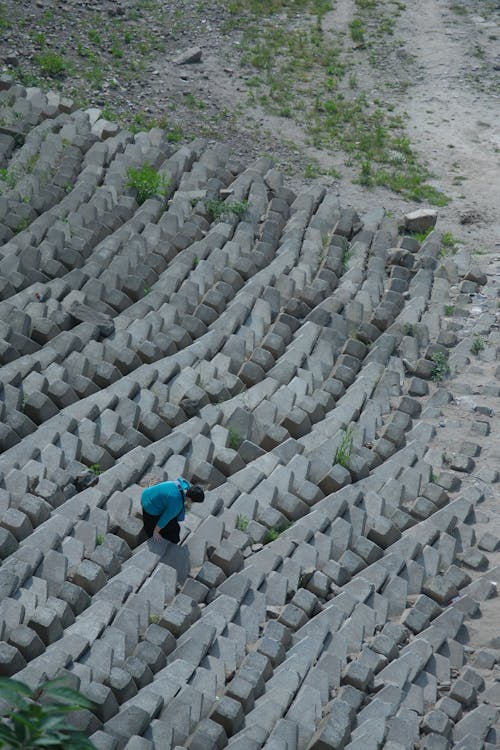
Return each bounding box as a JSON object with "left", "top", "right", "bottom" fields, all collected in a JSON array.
[{"left": 141, "top": 478, "right": 189, "bottom": 529}]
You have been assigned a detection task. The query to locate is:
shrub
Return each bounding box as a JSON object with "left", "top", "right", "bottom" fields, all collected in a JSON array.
[
  {"left": 431, "top": 351, "right": 450, "bottom": 381},
  {"left": 126, "top": 163, "right": 169, "bottom": 205},
  {"left": 0, "top": 677, "right": 96, "bottom": 749}
]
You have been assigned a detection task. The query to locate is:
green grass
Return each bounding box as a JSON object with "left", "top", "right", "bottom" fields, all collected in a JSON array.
[
  {"left": 228, "top": 0, "right": 449, "bottom": 206},
  {"left": 205, "top": 199, "right": 249, "bottom": 222},
  {"left": 335, "top": 425, "right": 353, "bottom": 469},
  {"left": 470, "top": 336, "right": 485, "bottom": 355},
  {"left": 264, "top": 527, "right": 281, "bottom": 544},
  {"left": 349, "top": 18, "right": 365, "bottom": 45},
  {"left": 88, "top": 463, "right": 102, "bottom": 476},
  {"left": 35, "top": 51, "right": 67, "bottom": 77},
  {"left": 0, "top": 168, "right": 16, "bottom": 188},
  {"left": 440, "top": 231, "right": 460, "bottom": 257},
  {"left": 430, "top": 352, "right": 450, "bottom": 382},
  {"left": 444, "top": 305, "right": 454, "bottom": 315},
  {"left": 126, "top": 162, "right": 169, "bottom": 204},
  {"left": 236, "top": 514, "right": 250, "bottom": 532},
  {"left": 228, "top": 426, "right": 242, "bottom": 450},
  {"left": 409, "top": 226, "right": 433, "bottom": 243}
]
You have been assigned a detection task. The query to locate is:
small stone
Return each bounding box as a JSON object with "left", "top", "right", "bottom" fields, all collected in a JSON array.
[{"left": 174, "top": 46, "right": 202, "bottom": 64}]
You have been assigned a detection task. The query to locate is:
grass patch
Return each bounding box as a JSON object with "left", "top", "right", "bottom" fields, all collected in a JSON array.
[
  {"left": 228, "top": 0, "right": 449, "bottom": 205},
  {"left": 35, "top": 51, "right": 67, "bottom": 77},
  {"left": 430, "top": 352, "right": 450, "bottom": 382},
  {"left": 126, "top": 162, "right": 169, "bottom": 204},
  {"left": 349, "top": 18, "right": 365, "bottom": 45},
  {"left": 470, "top": 335, "right": 485, "bottom": 355},
  {"left": 228, "top": 426, "right": 243, "bottom": 450},
  {"left": 335, "top": 425, "right": 353, "bottom": 469},
  {"left": 205, "top": 199, "right": 249, "bottom": 222},
  {"left": 88, "top": 463, "right": 102, "bottom": 476},
  {"left": 409, "top": 226, "right": 433, "bottom": 243},
  {"left": 236, "top": 514, "right": 250, "bottom": 532}
]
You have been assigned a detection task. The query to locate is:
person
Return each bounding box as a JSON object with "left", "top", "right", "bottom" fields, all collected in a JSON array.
[{"left": 141, "top": 477, "right": 205, "bottom": 544}]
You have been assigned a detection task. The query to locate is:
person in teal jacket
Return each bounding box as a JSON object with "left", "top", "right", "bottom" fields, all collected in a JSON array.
[{"left": 141, "top": 477, "right": 205, "bottom": 543}]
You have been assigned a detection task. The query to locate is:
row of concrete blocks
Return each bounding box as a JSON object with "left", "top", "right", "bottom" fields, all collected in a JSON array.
[
  {"left": 0, "top": 452, "right": 490, "bottom": 750},
  {"left": 0, "top": 103, "right": 113, "bottom": 239},
  {"left": 0, "top": 194, "right": 354, "bottom": 452},
  {"left": 0, "top": 472, "right": 492, "bottom": 736},
  {"left": 0, "top": 138, "right": 261, "bottom": 358},
  {"left": 0, "top": 382, "right": 492, "bottom": 748},
  {"left": 0, "top": 120, "right": 175, "bottom": 291}
]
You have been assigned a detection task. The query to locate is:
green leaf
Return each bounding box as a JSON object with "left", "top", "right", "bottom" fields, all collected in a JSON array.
[
  {"left": 0, "top": 677, "right": 32, "bottom": 707},
  {"left": 0, "top": 725, "right": 18, "bottom": 745},
  {"left": 42, "top": 684, "right": 94, "bottom": 709}
]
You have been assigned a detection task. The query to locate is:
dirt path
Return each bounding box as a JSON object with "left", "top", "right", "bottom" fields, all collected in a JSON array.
[{"left": 391, "top": 0, "right": 500, "bottom": 252}]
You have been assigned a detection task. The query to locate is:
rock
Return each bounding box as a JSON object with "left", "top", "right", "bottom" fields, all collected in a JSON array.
[
  {"left": 174, "top": 46, "right": 202, "bottom": 64},
  {"left": 403, "top": 209, "right": 438, "bottom": 233}
]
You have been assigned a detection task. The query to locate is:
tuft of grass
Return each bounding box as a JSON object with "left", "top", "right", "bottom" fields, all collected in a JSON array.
[
  {"left": 35, "top": 51, "right": 66, "bottom": 77},
  {"left": 205, "top": 199, "right": 249, "bottom": 222},
  {"left": 228, "top": 426, "right": 243, "bottom": 450},
  {"left": 89, "top": 463, "right": 102, "bottom": 476},
  {"left": 409, "top": 227, "right": 433, "bottom": 243},
  {"left": 149, "top": 613, "right": 161, "bottom": 624},
  {"left": 0, "top": 168, "right": 16, "bottom": 188},
  {"left": 444, "top": 305, "right": 454, "bottom": 315},
  {"left": 349, "top": 18, "right": 365, "bottom": 45},
  {"left": 264, "top": 527, "right": 281, "bottom": 544},
  {"left": 96, "top": 534, "right": 104, "bottom": 545},
  {"left": 126, "top": 162, "right": 169, "bottom": 205},
  {"left": 335, "top": 425, "right": 353, "bottom": 469},
  {"left": 430, "top": 352, "right": 450, "bottom": 382},
  {"left": 470, "top": 335, "right": 485, "bottom": 355},
  {"left": 236, "top": 514, "right": 250, "bottom": 532}
]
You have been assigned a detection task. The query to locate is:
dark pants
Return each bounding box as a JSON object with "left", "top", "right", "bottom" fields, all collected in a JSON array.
[{"left": 142, "top": 510, "right": 180, "bottom": 544}]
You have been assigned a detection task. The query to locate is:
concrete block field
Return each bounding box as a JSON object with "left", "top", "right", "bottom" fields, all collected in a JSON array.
[{"left": 0, "top": 78, "right": 499, "bottom": 750}]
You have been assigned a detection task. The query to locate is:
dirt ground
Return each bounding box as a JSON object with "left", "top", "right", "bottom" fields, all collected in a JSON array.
[{"left": 1, "top": 0, "right": 498, "bottom": 253}]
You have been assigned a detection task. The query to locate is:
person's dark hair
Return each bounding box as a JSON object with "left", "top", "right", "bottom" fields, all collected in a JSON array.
[{"left": 186, "top": 485, "right": 205, "bottom": 503}]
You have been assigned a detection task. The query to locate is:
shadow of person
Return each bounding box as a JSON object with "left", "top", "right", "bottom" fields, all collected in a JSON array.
[{"left": 159, "top": 542, "right": 190, "bottom": 584}]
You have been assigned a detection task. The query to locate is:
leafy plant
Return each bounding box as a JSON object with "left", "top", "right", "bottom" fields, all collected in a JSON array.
[
  {"left": 335, "top": 425, "right": 353, "bottom": 469},
  {"left": 126, "top": 163, "right": 169, "bottom": 205},
  {"left": 0, "top": 677, "right": 96, "bottom": 749},
  {"left": 444, "top": 305, "right": 454, "bottom": 315},
  {"left": 149, "top": 613, "right": 161, "bottom": 624},
  {"left": 88, "top": 463, "right": 102, "bottom": 476},
  {"left": 96, "top": 534, "right": 104, "bottom": 545},
  {"left": 430, "top": 351, "right": 450, "bottom": 382},
  {"left": 228, "top": 426, "right": 242, "bottom": 450},
  {"left": 236, "top": 514, "right": 250, "bottom": 532},
  {"left": 470, "top": 335, "right": 485, "bottom": 355}
]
